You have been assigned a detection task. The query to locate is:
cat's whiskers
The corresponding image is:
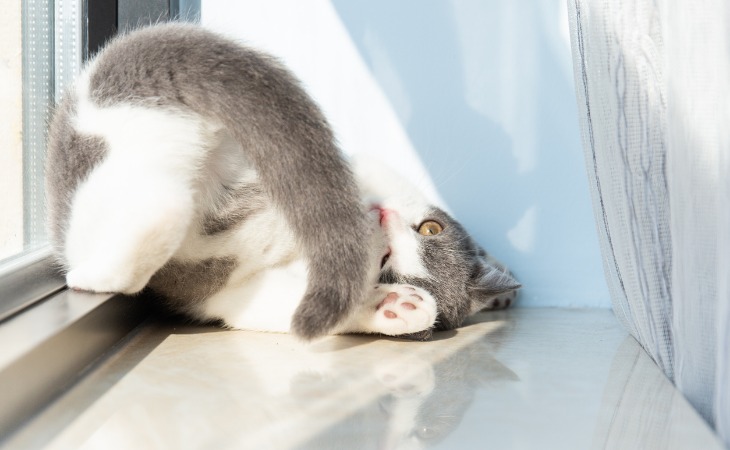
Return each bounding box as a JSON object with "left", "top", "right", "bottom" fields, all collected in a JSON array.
[
  {"left": 411, "top": 152, "right": 470, "bottom": 203},
  {"left": 432, "top": 157, "right": 470, "bottom": 191}
]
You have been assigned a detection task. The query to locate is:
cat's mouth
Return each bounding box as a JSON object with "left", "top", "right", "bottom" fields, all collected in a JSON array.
[
  {"left": 370, "top": 204, "right": 392, "bottom": 269},
  {"left": 380, "top": 248, "right": 391, "bottom": 269}
]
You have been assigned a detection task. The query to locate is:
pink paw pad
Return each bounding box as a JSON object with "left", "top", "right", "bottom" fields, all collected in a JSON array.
[
  {"left": 377, "top": 288, "right": 423, "bottom": 320},
  {"left": 377, "top": 293, "right": 399, "bottom": 310}
]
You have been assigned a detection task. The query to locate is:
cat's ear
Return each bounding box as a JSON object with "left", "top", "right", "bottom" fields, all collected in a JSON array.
[{"left": 468, "top": 255, "right": 521, "bottom": 310}]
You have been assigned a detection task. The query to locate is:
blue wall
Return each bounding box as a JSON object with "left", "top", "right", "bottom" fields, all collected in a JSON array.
[{"left": 330, "top": 0, "right": 609, "bottom": 307}]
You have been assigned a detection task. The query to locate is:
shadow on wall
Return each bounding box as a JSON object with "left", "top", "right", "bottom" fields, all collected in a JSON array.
[{"left": 331, "top": 0, "right": 609, "bottom": 307}]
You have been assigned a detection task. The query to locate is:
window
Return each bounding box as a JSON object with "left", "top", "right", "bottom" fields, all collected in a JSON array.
[
  {"left": 0, "top": 0, "right": 70, "bottom": 320},
  {"left": 0, "top": 0, "right": 199, "bottom": 320}
]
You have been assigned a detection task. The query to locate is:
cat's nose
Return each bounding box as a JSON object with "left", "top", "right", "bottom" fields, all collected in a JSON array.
[
  {"left": 379, "top": 208, "right": 396, "bottom": 225},
  {"left": 368, "top": 204, "right": 395, "bottom": 226}
]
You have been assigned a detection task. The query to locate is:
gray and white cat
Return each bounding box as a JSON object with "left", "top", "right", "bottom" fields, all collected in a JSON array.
[{"left": 46, "top": 23, "right": 519, "bottom": 340}]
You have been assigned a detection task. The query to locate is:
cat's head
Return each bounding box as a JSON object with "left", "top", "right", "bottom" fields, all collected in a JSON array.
[{"left": 354, "top": 156, "right": 520, "bottom": 339}]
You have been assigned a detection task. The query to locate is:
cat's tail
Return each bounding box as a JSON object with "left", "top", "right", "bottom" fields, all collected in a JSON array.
[{"left": 87, "top": 24, "right": 371, "bottom": 339}]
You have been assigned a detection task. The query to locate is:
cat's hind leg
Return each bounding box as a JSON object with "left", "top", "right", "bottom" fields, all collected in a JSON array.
[
  {"left": 340, "top": 284, "right": 438, "bottom": 338},
  {"left": 65, "top": 170, "right": 194, "bottom": 294},
  {"left": 64, "top": 103, "right": 209, "bottom": 294}
]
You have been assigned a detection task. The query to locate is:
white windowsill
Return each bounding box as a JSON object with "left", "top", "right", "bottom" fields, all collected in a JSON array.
[{"left": 1, "top": 308, "right": 723, "bottom": 449}]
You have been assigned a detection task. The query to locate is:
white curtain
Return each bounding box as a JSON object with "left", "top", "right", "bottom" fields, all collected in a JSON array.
[{"left": 567, "top": 0, "right": 730, "bottom": 445}]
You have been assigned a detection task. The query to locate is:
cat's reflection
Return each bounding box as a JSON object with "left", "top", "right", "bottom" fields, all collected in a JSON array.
[
  {"left": 32, "top": 317, "right": 516, "bottom": 449},
  {"left": 297, "top": 323, "right": 517, "bottom": 450}
]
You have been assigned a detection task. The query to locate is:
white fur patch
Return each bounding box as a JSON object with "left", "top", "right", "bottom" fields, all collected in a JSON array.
[
  {"left": 379, "top": 208, "right": 429, "bottom": 279},
  {"left": 65, "top": 76, "right": 215, "bottom": 293},
  {"left": 203, "top": 259, "right": 309, "bottom": 332}
]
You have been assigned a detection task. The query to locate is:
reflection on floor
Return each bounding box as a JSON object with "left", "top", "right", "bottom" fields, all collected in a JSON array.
[{"left": 7, "top": 309, "right": 723, "bottom": 449}]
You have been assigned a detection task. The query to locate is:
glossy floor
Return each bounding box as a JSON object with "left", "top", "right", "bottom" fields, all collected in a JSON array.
[{"left": 8, "top": 309, "right": 723, "bottom": 449}]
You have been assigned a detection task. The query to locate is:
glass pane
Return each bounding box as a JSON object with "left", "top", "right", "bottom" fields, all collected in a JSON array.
[
  {"left": 0, "top": 0, "right": 82, "bottom": 267},
  {"left": 22, "top": 0, "right": 54, "bottom": 254},
  {"left": 0, "top": 0, "right": 83, "bottom": 317}
]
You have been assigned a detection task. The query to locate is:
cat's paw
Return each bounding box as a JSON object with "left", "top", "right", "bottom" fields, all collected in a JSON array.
[
  {"left": 371, "top": 284, "right": 437, "bottom": 336},
  {"left": 66, "top": 265, "right": 146, "bottom": 294}
]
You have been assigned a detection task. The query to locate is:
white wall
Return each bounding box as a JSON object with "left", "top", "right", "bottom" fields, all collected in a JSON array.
[{"left": 202, "top": 0, "right": 610, "bottom": 308}]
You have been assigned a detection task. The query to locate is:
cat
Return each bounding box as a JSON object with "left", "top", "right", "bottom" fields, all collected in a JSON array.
[{"left": 45, "top": 23, "right": 519, "bottom": 340}]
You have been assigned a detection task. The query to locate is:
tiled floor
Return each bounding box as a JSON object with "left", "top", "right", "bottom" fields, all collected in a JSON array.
[{"left": 7, "top": 309, "right": 723, "bottom": 449}]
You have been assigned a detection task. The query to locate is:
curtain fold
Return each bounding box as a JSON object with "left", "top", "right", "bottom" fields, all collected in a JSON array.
[
  {"left": 567, "top": 0, "right": 729, "bottom": 444},
  {"left": 567, "top": 0, "right": 673, "bottom": 376}
]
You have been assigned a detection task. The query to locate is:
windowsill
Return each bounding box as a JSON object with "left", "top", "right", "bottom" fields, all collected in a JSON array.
[
  {"left": 0, "top": 248, "right": 66, "bottom": 322},
  {"left": 0, "top": 286, "right": 148, "bottom": 438},
  {"left": 1, "top": 308, "right": 723, "bottom": 449}
]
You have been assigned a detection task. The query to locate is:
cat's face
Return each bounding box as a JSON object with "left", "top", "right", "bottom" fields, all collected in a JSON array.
[{"left": 362, "top": 183, "right": 519, "bottom": 339}]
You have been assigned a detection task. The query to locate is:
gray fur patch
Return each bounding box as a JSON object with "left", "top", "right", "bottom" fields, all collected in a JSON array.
[
  {"left": 148, "top": 257, "right": 238, "bottom": 315},
  {"left": 45, "top": 94, "right": 108, "bottom": 258},
  {"left": 202, "top": 183, "right": 268, "bottom": 235}
]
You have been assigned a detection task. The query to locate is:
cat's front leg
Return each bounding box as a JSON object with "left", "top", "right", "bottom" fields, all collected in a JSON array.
[{"left": 341, "top": 284, "right": 438, "bottom": 338}]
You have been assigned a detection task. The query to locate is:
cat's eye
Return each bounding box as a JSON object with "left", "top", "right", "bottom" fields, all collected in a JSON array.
[{"left": 417, "top": 220, "right": 443, "bottom": 236}]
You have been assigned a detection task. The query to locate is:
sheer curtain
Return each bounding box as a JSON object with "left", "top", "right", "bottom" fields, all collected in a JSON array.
[{"left": 567, "top": 0, "right": 729, "bottom": 445}]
